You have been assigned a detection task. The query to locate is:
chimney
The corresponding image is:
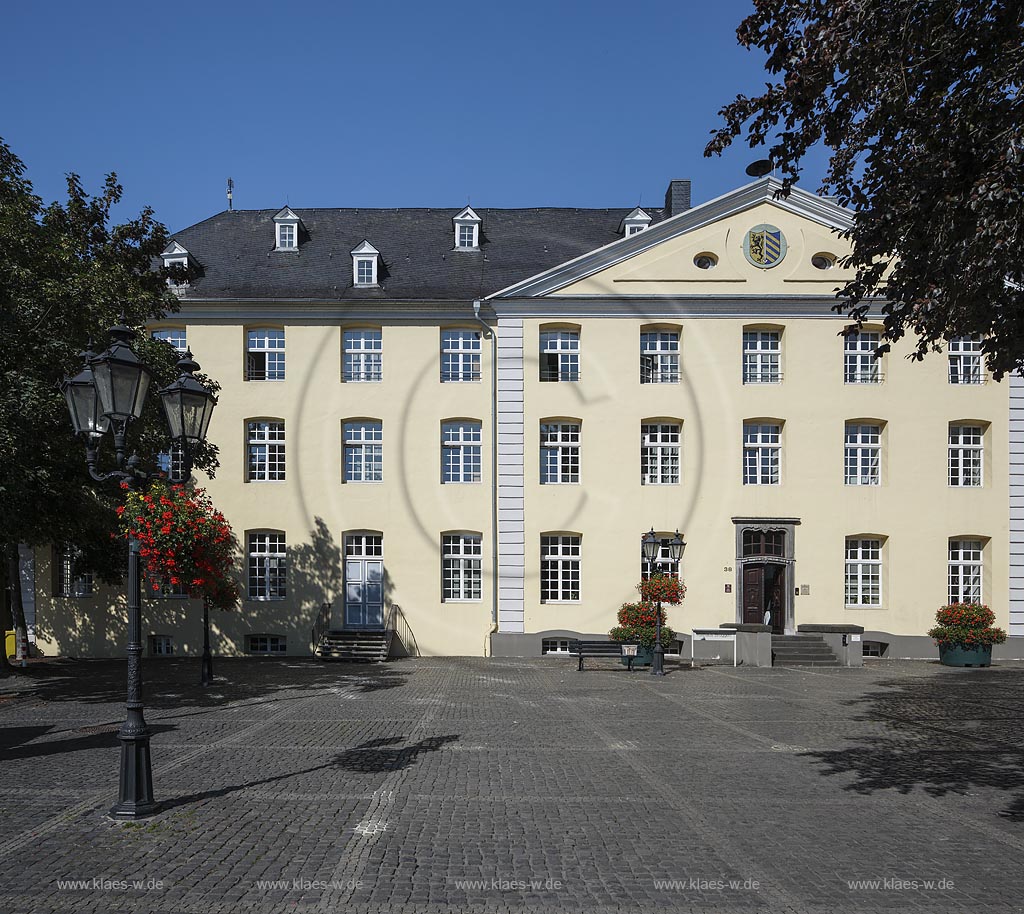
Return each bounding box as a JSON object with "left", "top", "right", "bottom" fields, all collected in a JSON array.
[{"left": 663, "top": 179, "right": 691, "bottom": 218}]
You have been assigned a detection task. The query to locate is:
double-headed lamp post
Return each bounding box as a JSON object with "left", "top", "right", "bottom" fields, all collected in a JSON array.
[
  {"left": 60, "top": 322, "right": 216, "bottom": 819},
  {"left": 641, "top": 528, "right": 686, "bottom": 677}
]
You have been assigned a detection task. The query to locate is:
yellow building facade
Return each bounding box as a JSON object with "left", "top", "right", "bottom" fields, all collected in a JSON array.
[{"left": 30, "top": 178, "right": 1022, "bottom": 660}]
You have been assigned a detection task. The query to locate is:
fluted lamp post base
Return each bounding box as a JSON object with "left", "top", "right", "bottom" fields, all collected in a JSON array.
[{"left": 109, "top": 733, "right": 158, "bottom": 819}]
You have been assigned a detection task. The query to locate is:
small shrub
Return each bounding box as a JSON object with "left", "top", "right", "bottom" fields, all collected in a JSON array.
[{"left": 928, "top": 602, "right": 1006, "bottom": 647}]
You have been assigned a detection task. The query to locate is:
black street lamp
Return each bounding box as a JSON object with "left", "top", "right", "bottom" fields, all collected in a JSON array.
[
  {"left": 641, "top": 528, "right": 687, "bottom": 677},
  {"left": 60, "top": 322, "right": 216, "bottom": 819},
  {"left": 159, "top": 351, "right": 217, "bottom": 687}
]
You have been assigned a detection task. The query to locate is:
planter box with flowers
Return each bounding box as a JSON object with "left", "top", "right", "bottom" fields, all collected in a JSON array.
[
  {"left": 609, "top": 574, "right": 684, "bottom": 667},
  {"left": 928, "top": 602, "right": 1006, "bottom": 667}
]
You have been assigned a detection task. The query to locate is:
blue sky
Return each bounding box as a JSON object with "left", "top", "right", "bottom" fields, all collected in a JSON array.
[{"left": 2, "top": 0, "right": 827, "bottom": 232}]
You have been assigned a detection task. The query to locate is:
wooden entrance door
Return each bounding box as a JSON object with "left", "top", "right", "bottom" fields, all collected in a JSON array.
[{"left": 742, "top": 562, "right": 786, "bottom": 633}]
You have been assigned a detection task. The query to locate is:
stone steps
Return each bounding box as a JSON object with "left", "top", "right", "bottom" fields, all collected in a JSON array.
[
  {"left": 318, "top": 630, "right": 391, "bottom": 662},
  {"left": 771, "top": 634, "right": 841, "bottom": 667}
]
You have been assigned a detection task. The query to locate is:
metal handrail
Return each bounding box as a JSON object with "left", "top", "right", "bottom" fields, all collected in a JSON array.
[{"left": 311, "top": 601, "right": 331, "bottom": 653}]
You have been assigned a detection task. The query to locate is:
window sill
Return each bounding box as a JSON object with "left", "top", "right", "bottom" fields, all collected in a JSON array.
[
  {"left": 845, "top": 605, "right": 887, "bottom": 610},
  {"left": 442, "top": 599, "right": 482, "bottom": 604},
  {"left": 541, "top": 600, "right": 581, "bottom": 605},
  {"left": 246, "top": 596, "right": 287, "bottom": 602},
  {"left": 273, "top": 247, "right": 299, "bottom": 253},
  {"left": 342, "top": 480, "right": 384, "bottom": 485}
]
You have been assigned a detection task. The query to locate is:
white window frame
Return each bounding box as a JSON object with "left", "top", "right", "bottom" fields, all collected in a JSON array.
[
  {"left": 539, "top": 330, "right": 580, "bottom": 382},
  {"left": 948, "top": 539, "right": 983, "bottom": 604},
  {"left": 441, "top": 329, "right": 482, "bottom": 382},
  {"left": 343, "top": 329, "right": 383, "bottom": 382},
  {"left": 355, "top": 257, "right": 376, "bottom": 286},
  {"left": 541, "top": 535, "right": 580, "bottom": 603},
  {"left": 743, "top": 423, "right": 780, "bottom": 485},
  {"left": 541, "top": 638, "right": 572, "bottom": 654},
  {"left": 540, "top": 422, "right": 580, "bottom": 484},
  {"left": 742, "top": 330, "right": 781, "bottom": 383},
  {"left": 844, "top": 331, "right": 882, "bottom": 384},
  {"left": 640, "top": 536, "right": 681, "bottom": 581},
  {"left": 275, "top": 222, "right": 297, "bottom": 251},
  {"left": 948, "top": 425, "right": 983, "bottom": 487},
  {"left": 641, "top": 423, "right": 680, "bottom": 485},
  {"left": 246, "top": 329, "right": 285, "bottom": 381},
  {"left": 442, "top": 421, "right": 482, "bottom": 483},
  {"left": 151, "top": 328, "right": 187, "bottom": 352},
  {"left": 640, "top": 331, "right": 680, "bottom": 383},
  {"left": 247, "top": 420, "right": 286, "bottom": 482},
  {"left": 441, "top": 533, "right": 482, "bottom": 602},
  {"left": 156, "top": 442, "right": 187, "bottom": 481},
  {"left": 845, "top": 538, "right": 882, "bottom": 607},
  {"left": 247, "top": 533, "right": 287, "bottom": 600},
  {"left": 453, "top": 206, "right": 481, "bottom": 250},
  {"left": 344, "top": 420, "right": 383, "bottom": 483},
  {"left": 844, "top": 423, "right": 881, "bottom": 486},
  {"left": 948, "top": 337, "right": 984, "bottom": 384},
  {"left": 57, "top": 544, "right": 93, "bottom": 597}
]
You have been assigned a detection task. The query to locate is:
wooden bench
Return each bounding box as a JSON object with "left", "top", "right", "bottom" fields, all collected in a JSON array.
[{"left": 569, "top": 639, "right": 640, "bottom": 672}]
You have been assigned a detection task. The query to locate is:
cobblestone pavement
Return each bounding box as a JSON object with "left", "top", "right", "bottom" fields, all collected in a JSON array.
[{"left": 1, "top": 656, "right": 1023, "bottom": 914}]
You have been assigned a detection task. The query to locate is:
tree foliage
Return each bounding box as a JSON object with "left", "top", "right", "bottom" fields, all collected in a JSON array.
[
  {"left": 0, "top": 137, "right": 220, "bottom": 583},
  {"left": 706, "top": 0, "right": 1024, "bottom": 377}
]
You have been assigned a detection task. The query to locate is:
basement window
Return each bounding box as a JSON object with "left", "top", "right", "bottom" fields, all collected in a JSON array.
[
  {"left": 248, "top": 634, "right": 287, "bottom": 655},
  {"left": 862, "top": 640, "right": 888, "bottom": 658},
  {"left": 542, "top": 638, "right": 572, "bottom": 654},
  {"left": 150, "top": 635, "right": 174, "bottom": 656}
]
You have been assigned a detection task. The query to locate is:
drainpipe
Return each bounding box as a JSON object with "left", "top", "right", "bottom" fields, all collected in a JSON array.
[{"left": 474, "top": 298, "right": 499, "bottom": 656}]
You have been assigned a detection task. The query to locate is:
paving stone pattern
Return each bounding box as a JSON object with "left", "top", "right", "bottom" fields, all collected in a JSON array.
[{"left": 1, "top": 656, "right": 1023, "bottom": 914}]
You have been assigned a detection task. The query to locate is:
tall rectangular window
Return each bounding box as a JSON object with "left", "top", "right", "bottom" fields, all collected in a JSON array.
[
  {"left": 640, "top": 331, "right": 680, "bottom": 383},
  {"left": 343, "top": 330, "right": 383, "bottom": 382},
  {"left": 442, "top": 534, "right": 482, "bottom": 601},
  {"left": 152, "top": 328, "right": 187, "bottom": 352},
  {"left": 247, "top": 329, "right": 285, "bottom": 381},
  {"left": 640, "top": 537, "right": 681, "bottom": 581},
  {"left": 247, "top": 421, "right": 286, "bottom": 482},
  {"left": 540, "top": 422, "right": 580, "bottom": 484},
  {"left": 845, "top": 538, "right": 881, "bottom": 606},
  {"left": 539, "top": 330, "right": 579, "bottom": 381},
  {"left": 541, "top": 535, "right": 580, "bottom": 602},
  {"left": 457, "top": 224, "right": 476, "bottom": 248},
  {"left": 844, "top": 331, "right": 881, "bottom": 383},
  {"left": 948, "top": 539, "right": 983, "bottom": 604},
  {"left": 441, "top": 330, "right": 481, "bottom": 382},
  {"left": 743, "top": 423, "right": 780, "bottom": 485},
  {"left": 844, "top": 423, "right": 881, "bottom": 486},
  {"left": 442, "top": 421, "right": 482, "bottom": 483},
  {"left": 641, "top": 423, "right": 680, "bottom": 485},
  {"left": 949, "top": 425, "right": 983, "bottom": 487},
  {"left": 948, "top": 337, "right": 984, "bottom": 384},
  {"left": 248, "top": 533, "right": 287, "bottom": 599},
  {"left": 742, "top": 331, "right": 780, "bottom": 383},
  {"left": 344, "top": 421, "right": 383, "bottom": 482},
  {"left": 56, "top": 545, "right": 93, "bottom": 597}
]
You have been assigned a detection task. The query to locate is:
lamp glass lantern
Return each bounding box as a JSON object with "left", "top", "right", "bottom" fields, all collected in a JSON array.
[
  {"left": 668, "top": 530, "right": 686, "bottom": 564},
  {"left": 641, "top": 528, "right": 659, "bottom": 565},
  {"left": 60, "top": 354, "right": 111, "bottom": 439},
  {"left": 159, "top": 352, "right": 216, "bottom": 444},
  {"left": 90, "top": 326, "right": 152, "bottom": 422}
]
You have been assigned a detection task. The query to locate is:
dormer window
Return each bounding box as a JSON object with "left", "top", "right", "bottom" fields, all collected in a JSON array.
[
  {"left": 453, "top": 206, "right": 481, "bottom": 251},
  {"left": 273, "top": 207, "right": 301, "bottom": 252},
  {"left": 351, "top": 241, "right": 380, "bottom": 287},
  {"left": 161, "top": 241, "right": 190, "bottom": 287},
  {"left": 622, "top": 207, "right": 652, "bottom": 237}
]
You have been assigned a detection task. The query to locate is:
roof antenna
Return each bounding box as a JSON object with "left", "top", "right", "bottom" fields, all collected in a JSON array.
[{"left": 226, "top": 177, "right": 234, "bottom": 211}]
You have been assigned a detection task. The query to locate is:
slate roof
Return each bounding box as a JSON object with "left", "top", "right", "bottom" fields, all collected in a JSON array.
[{"left": 170, "top": 207, "right": 665, "bottom": 301}]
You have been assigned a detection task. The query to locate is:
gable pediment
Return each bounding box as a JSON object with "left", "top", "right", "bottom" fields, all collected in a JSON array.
[{"left": 490, "top": 178, "right": 856, "bottom": 299}]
